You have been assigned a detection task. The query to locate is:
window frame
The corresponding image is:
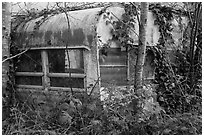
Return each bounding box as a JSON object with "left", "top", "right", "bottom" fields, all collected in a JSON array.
[
  {"left": 15, "top": 50, "right": 44, "bottom": 88},
  {"left": 99, "top": 47, "right": 129, "bottom": 86},
  {"left": 15, "top": 48, "right": 86, "bottom": 92}
]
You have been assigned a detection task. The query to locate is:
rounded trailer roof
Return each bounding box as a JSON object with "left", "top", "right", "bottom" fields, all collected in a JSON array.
[
  {"left": 14, "top": 6, "right": 161, "bottom": 50},
  {"left": 15, "top": 7, "right": 104, "bottom": 50}
]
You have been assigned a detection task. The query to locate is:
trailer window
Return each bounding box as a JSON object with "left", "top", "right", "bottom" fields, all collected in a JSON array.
[
  {"left": 16, "top": 76, "right": 42, "bottom": 86},
  {"left": 16, "top": 50, "right": 42, "bottom": 72},
  {"left": 15, "top": 49, "right": 85, "bottom": 90},
  {"left": 15, "top": 51, "right": 42, "bottom": 86},
  {"left": 48, "top": 49, "right": 84, "bottom": 73},
  {"left": 47, "top": 49, "right": 85, "bottom": 89},
  {"left": 99, "top": 48, "right": 128, "bottom": 86}
]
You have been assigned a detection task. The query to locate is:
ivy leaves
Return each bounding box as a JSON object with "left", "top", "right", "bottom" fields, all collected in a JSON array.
[
  {"left": 111, "top": 3, "right": 139, "bottom": 48},
  {"left": 150, "top": 4, "right": 174, "bottom": 46}
]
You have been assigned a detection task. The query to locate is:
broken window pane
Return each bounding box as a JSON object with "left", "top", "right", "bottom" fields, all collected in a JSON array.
[
  {"left": 15, "top": 50, "right": 42, "bottom": 86},
  {"left": 16, "top": 50, "right": 42, "bottom": 72},
  {"left": 48, "top": 49, "right": 84, "bottom": 88},
  {"left": 48, "top": 49, "right": 84, "bottom": 73},
  {"left": 48, "top": 50, "right": 65, "bottom": 73}
]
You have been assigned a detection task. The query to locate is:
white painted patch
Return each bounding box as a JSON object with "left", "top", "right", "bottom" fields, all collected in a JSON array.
[
  {"left": 96, "top": 7, "right": 161, "bottom": 49},
  {"left": 96, "top": 7, "right": 125, "bottom": 48}
]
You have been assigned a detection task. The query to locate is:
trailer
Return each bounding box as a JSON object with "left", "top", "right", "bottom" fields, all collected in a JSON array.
[{"left": 12, "top": 6, "right": 187, "bottom": 110}]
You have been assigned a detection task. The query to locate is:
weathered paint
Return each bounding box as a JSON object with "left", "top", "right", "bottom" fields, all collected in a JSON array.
[
  {"left": 83, "top": 39, "right": 100, "bottom": 95},
  {"left": 96, "top": 7, "right": 125, "bottom": 46},
  {"left": 13, "top": 6, "right": 161, "bottom": 95},
  {"left": 96, "top": 7, "right": 160, "bottom": 47},
  {"left": 13, "top": 6, "right": 191, "bottom": 118},
  {"left": 96, "top": 7, "right": 160, "bottom": 86},
  {"left": 14, "top": 6, "right": 163, "bottom": 50},
  {"left": 97, "top": 7, "right": 188, "bottom": 49},
  {"left": 13, "top": 6, "right": 189, "bottom": 101},
  {"left": 15, "top": 7, "right": 102, "bottom": 49}
]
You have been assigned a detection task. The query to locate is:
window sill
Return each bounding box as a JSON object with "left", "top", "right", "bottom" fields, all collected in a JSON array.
[
  {"left": 15, "top": 72, "right": 43, "bottom": 76},
  {"left": 16, "top": 85, "right": 43, "bottom": 89},
  {"left": 48, "top": 73, "right": 86, "bottom": 78}
]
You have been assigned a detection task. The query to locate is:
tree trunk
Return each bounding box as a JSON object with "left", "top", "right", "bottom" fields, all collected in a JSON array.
[
  {"left": 134, "top": 2, "right": 148, "bottom": 91},
  {"left": 2, "top": 2, "right": 11, "bottom": 96},
  {"left": 189, "top": 2, "right": 201, "bottom": 89},
  {"left": 194, "top": 3, "right": 202, "bottom": 84},
  {"left": 2, "top": 2, "right": 11, "bottom": 120}
]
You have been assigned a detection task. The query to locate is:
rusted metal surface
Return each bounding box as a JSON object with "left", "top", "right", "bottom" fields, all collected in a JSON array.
[{"left": 15, "top": 8, "right": 103, "bottom": 49}]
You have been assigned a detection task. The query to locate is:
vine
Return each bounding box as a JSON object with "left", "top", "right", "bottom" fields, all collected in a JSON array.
[
  {"left": 150, "top": 4, "right": 174, "bottom": 46},
  {"left": 110, "top": 3, "right": 201, "bottom": 115},
  {"left": 149, "top": 3, "right": 201, "bottom": 114},
  {"left": 150, "top": 4, "right": 186, "bottom": 114},
  {"left": 111, "top": 2, "right": 138, "bottom": 49},
  {"left": 149, "top": 4, "right": 175, "bottom": 85}
]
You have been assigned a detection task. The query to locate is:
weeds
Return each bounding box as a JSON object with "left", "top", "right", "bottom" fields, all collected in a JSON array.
[{"left": 2, "top": 83, "right": 201, "bottom": 135}]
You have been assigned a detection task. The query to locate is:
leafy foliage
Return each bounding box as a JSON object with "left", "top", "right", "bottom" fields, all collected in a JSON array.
[
  {"left": 152, "top": 45, "right": 202, "bottom": 115},
  {"left": 2, "top": 84, "right": 202, "bottom": 135},
  {"left": 109, "top": 2, "right": 202, "bottom": 116},
  {"left": 149, "top": 3, "right": 202, "bottom": 115},
  {"left": 111, "top": 3, "right": 138, "bottom": 48},
  {"left": 150, "top": 4, "right": 174, "bottom": 46}
]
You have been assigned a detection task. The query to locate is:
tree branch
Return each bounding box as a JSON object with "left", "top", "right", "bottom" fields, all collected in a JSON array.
[
  {"left": 56, "top": 2, "right": 73, "bottom": 95},
  {"left": 2, "top": 49, "right": 29, "bottom": 63},
  {"left": 110, "top": 11, "right": 139, "bottom": 38},
  {"left": 130, "top": 2, "right": 141, "bottom": 26}
]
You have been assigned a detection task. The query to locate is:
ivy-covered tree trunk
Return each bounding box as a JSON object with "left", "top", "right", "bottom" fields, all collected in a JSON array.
[{"left": 134, "top": 2, "right": 148, "bottom": 91}]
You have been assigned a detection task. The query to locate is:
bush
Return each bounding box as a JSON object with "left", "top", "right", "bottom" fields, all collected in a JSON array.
[{"left": 2, "top": 82, "right": 202, "bottom": 135}]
